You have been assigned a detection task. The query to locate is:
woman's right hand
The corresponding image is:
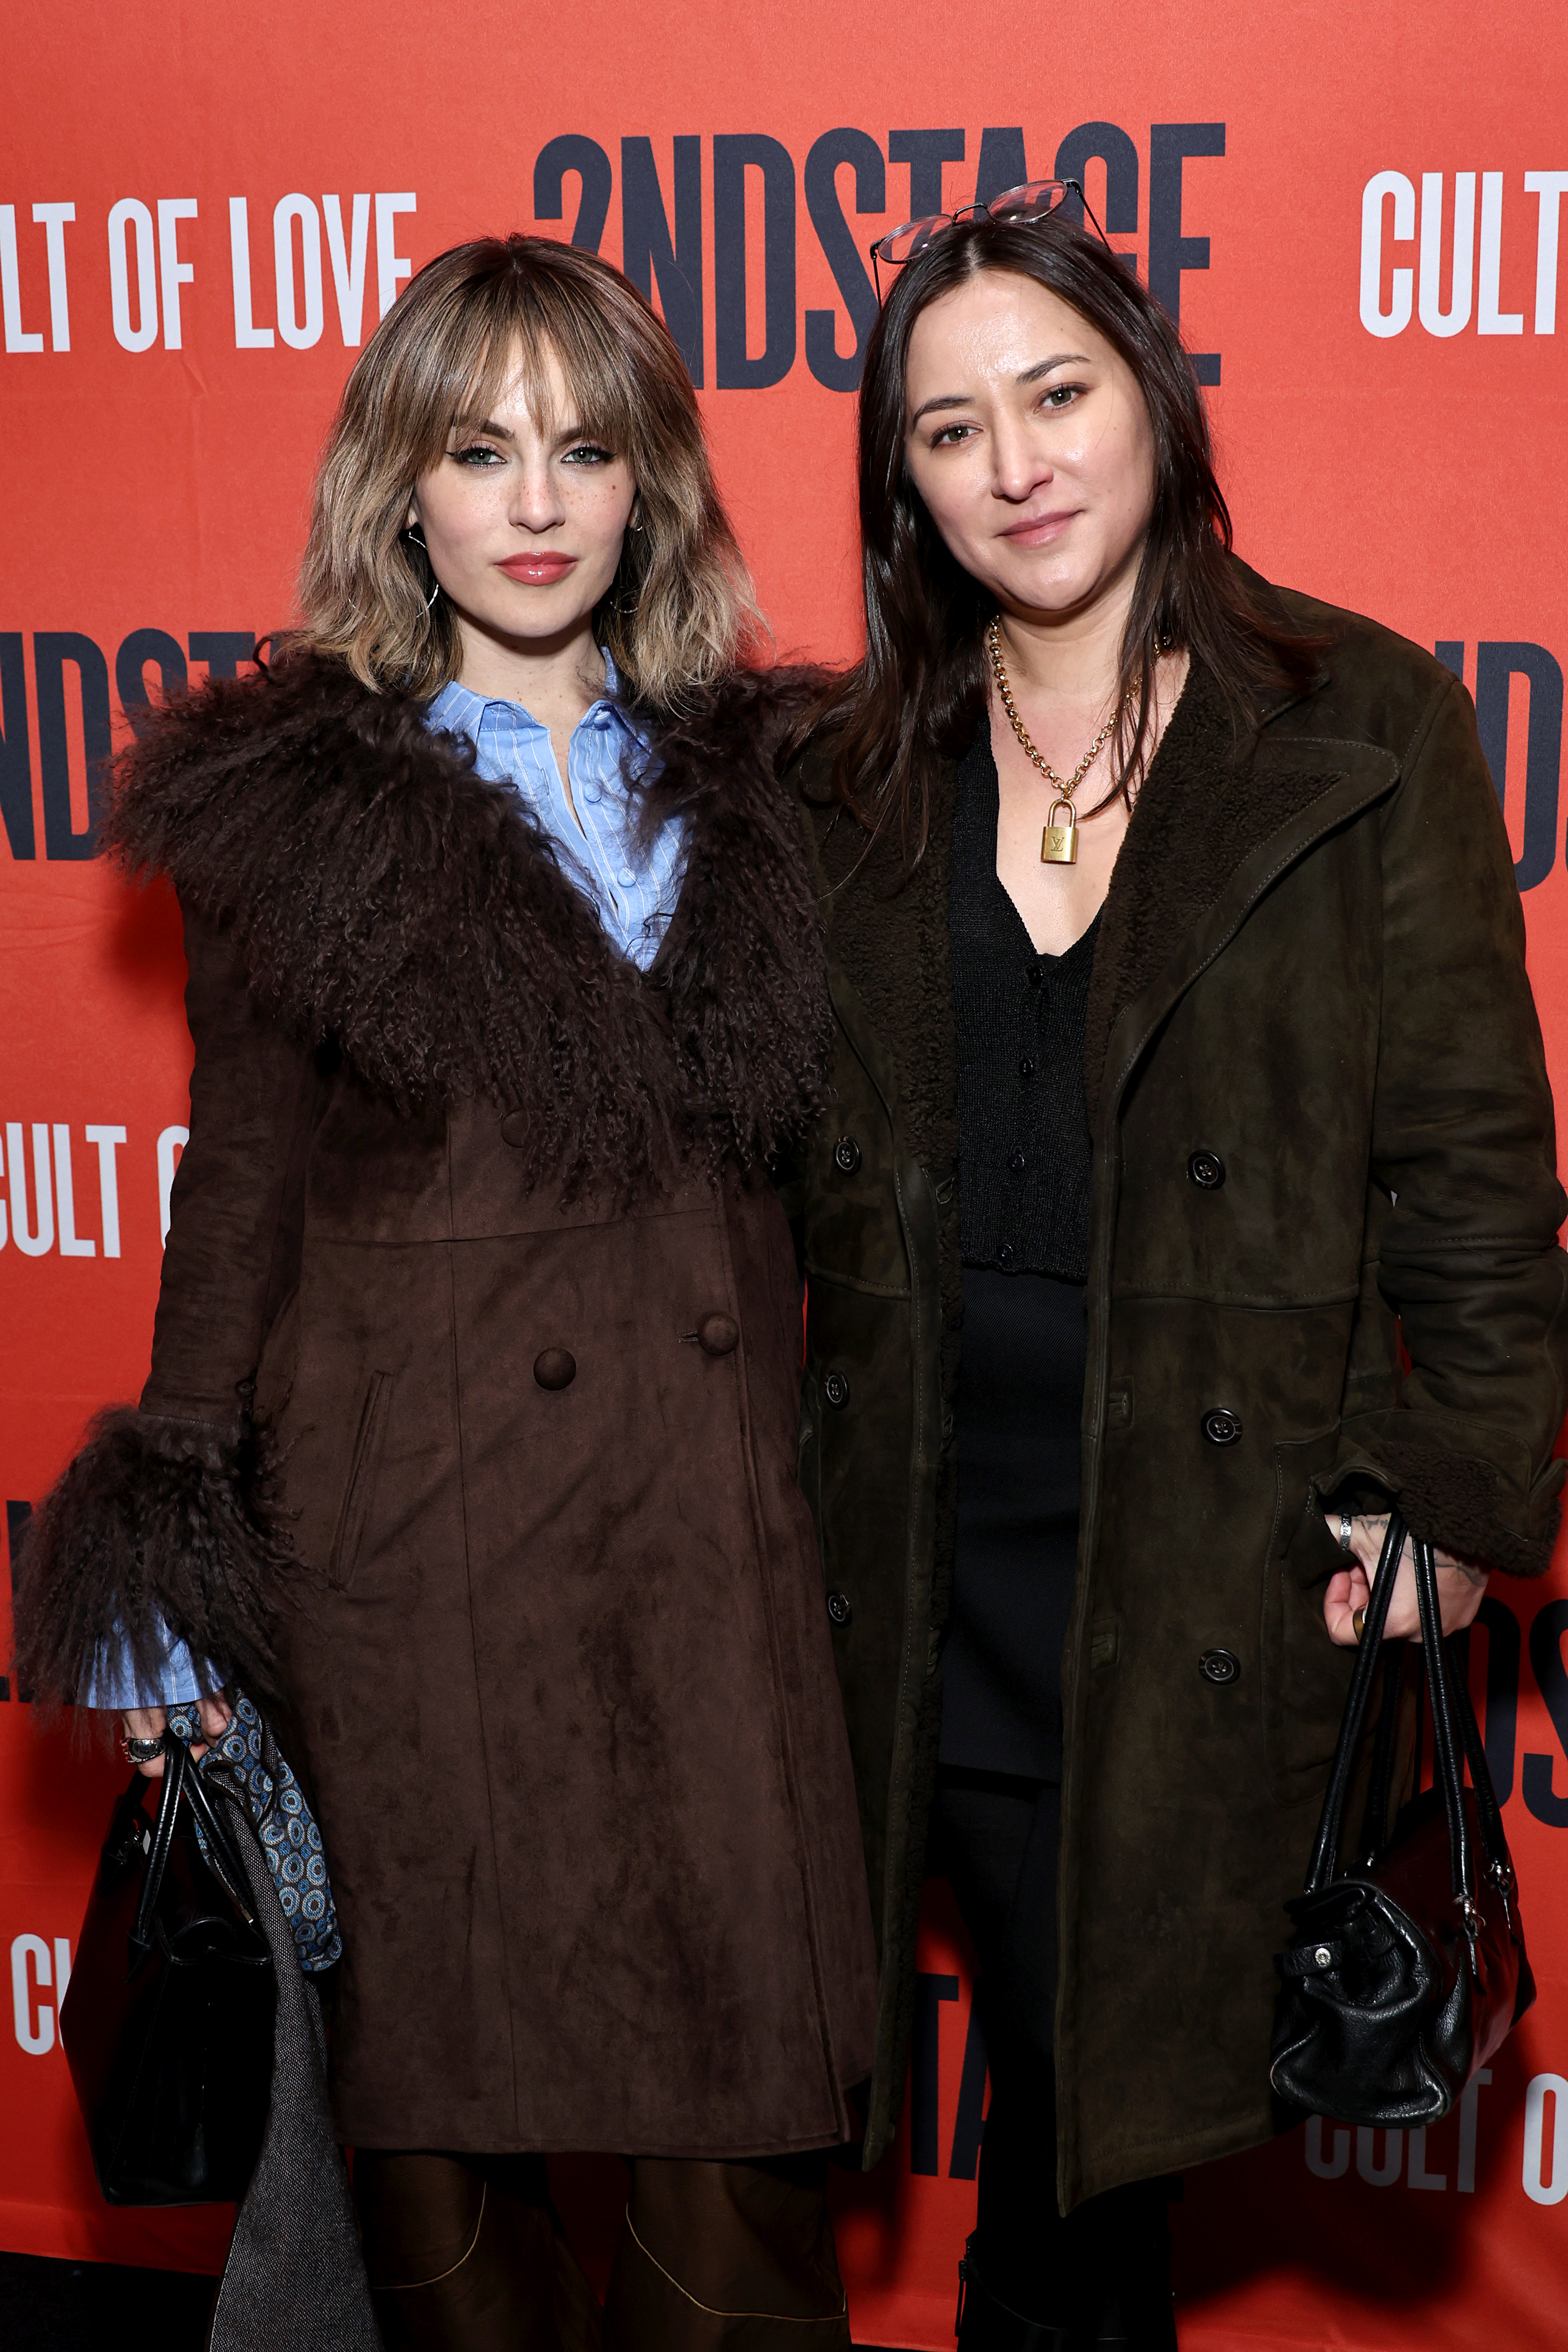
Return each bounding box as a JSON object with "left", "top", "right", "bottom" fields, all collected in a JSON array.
[{"left": 121, "top": 1695, "right": 233, "bottom": 1777}]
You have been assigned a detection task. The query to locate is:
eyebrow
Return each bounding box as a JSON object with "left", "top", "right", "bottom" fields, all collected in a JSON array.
[
  {"left": 450, "top": 416, "right": 597, "bottom": 448},
  {"left": 908, "top": 352, "right": 1093, "bottom": 428}
]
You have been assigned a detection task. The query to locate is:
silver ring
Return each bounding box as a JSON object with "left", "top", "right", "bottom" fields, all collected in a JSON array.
[
  {"left": 122, "top": 1732, "right": 164, "bottom": 1763},
  {"left": 1338, "top": 1511, "right": 1354, "bottom": 1553}
]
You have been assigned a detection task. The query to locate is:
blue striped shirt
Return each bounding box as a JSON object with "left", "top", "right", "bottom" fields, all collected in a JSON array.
[
  {"left": 426, "top": 658, "right": 684, "bottom": 971},
  {"left": 82, "top": 655, "right": 684, "bottom": 1713}
]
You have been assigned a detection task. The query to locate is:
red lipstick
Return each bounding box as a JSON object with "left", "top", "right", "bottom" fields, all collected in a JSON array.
[{"left": 496, "top": 552, "right": 578, "bottom": 584}]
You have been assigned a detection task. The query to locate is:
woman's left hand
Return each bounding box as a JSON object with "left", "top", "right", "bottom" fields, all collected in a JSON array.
[{"left": 1323, "top": 1514, "right": 1488, "bottom": 1647}]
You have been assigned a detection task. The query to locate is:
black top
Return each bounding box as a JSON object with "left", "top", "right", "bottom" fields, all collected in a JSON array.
[
  {"left": 949, "top": 728, "right": 1099, "bottom": 1282},
  {"left": 941, "top": 723, "right": 1096, "bottom": 1780}
]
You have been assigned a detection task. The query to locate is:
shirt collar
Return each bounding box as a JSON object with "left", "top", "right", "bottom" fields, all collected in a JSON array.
[{"left": 426, "top": 653, "right": 647, "bottom": 748}]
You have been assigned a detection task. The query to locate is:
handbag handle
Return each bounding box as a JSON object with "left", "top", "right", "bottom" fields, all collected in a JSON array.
[
  {"left": 1415, "top": 1535, "right": 1516, "bottom": 1900},
  {"left": 1303, "top": 1512, "right": 1408, "bottom": 1894},
  {"left": 1303, "top": 1512, "right": 1514, "bottom": 1921},
  {"left": 1414, "top": 1532, "right": 1475, "bottom": 1910},
  {"left": 128, "top": 1734, "right": 256, "bottom": 1964}
]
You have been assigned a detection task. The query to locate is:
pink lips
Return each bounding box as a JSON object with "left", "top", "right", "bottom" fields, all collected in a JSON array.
[
  {"left": 496, "top": 552, "right": 579, "bottom": 584},
  {"left": 999, "top": 510, "right": 1078, "bottom": 547}
]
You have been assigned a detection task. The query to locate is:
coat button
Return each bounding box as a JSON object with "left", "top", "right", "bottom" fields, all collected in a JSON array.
[
  {"left": 1201, "top": 1406, "right": 1242, "bottom": 1445},
  {"left": 832, "top": 1136, "right": 861, "bottom": 1174},
  {"left": 826, "top": 1590, "right": 853, "bottom": 1626},
  {"left": 501, "top": 1111, "right": 530, "bottom": 1148},
  {"left": 697, "top": 1314, "right": 739, "bottom": 1356},
  {"left": 1188, "top": 1151, "right": 1226, "bottom": 1189},
  {"left": 823, "top": 1369, "right": 851, "bottom": 1410},
  {"left": 997, "top": 1242, "right": 1016, "bottom": 1266},
  {"left": 1200, "top": 1648, "right": 1241, "bottom": 1685},
  {"left": 534, "top": 1348, "right": 577, "bottom": 1391}
]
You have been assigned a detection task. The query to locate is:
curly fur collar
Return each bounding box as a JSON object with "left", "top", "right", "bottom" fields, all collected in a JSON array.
[{"left": 106, "top": 651, "right": 831, "bottom": 1198}]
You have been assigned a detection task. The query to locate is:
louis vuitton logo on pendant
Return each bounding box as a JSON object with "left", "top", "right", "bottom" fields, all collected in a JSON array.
[{"left": 1041, "top": 797, "right": 1079, "bottom": 865}]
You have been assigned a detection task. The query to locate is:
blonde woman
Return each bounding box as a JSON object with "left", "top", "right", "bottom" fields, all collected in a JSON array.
[{"left": 17, "top": 235, "right": 876, "bottom": 2352}]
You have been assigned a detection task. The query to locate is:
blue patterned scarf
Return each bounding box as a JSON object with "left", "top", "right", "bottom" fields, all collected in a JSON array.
[{"left": 165, "top": 1691, "right": 341, "bottom": 1972}]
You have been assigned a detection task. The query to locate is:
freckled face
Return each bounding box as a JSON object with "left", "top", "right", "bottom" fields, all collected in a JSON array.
[
  {"left": 902, "top": 271, "right": 1157, "bottom": 623},
  {"left": 407, "top": 342, "right": 637, "bottom": 649}
]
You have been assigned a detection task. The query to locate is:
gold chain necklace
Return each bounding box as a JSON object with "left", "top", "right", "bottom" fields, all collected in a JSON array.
[{"left": 986, "top": 616, "right": 1132, "bottom": 866}]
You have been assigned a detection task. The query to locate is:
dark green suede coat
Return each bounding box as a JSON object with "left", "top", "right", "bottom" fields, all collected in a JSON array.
[{"left": 793, "top": 577, "right": 1568, "bottom": 2204}]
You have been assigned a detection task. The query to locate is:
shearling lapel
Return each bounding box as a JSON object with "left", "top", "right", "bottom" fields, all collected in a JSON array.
[
  {"left": 105, "top": 652, "right": 831, "bottom": 1199},
  {"left": 1084, "top": 659, "right": 1398, "bottom": 1131}
]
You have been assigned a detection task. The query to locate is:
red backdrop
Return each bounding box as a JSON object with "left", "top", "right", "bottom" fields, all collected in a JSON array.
[{"left": 4, "top": 5, "right": 1568, "bottom": 2343}]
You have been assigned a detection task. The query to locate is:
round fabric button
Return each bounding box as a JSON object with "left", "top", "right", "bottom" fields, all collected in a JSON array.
[
  {"left": 1201, "top": 1407, "right": 1243, "bottom": 1445},
  {"left": 697, "top": 1313, "right": 739, "bottom": 1356},
  {"left": 824, "top": 1369, "right": 851, "bottom": 1410},
  {"left": 533, "top": 1348, "right": 577, "bottom": 1391},
  {"left": 1200, "top": 1648, "right": 1241, "bottom": 1685},
  {"left": 1188, "top": 1151, "right": 1226, "bottom": 1189},
  {"left": 997, "top": 1242, "right": 1016, "bottom": 1266},
  {"left": 581, "top": 782, "right": 602, "bottom": 804},
  {"left": 500, "top": 1111, "right": 530, "bottom": 1148},
  {"left": 833, "top": 1136, "right": 862, "bottom": 1174},
  {"left": 826, "top": 1590, "right": 853, "bottom": 1627},
  {"left": 617, "top": 869, "right": 636, "bottom": 887},
  {"left": 1009, "top": 1151, "right": 1027, "bottom": 1173},
  {"left": 1019, "top": 1056, "right": 1037, "bottom": 1079}
]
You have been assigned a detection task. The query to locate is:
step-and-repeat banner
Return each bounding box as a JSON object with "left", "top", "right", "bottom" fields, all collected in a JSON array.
[{"left": 4, "top": 4, "right": 1567, "bottom": 2343}]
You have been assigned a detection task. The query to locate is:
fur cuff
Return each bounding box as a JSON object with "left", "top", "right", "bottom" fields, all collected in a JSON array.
[
  {"left": 1331, "top": 1425, "right": 1563, "bottom": 1578},
  {"left": 11, "top": 1408, "right": 291, "bottom": 1708}
]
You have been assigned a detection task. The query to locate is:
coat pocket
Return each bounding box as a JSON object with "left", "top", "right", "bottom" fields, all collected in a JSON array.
[
  {"left": 1260, "top": 1423, "right": 1357, "bottom": 1803},
  {"left": 327, "top": 1370, "right": 394, "bottom": 1592}
]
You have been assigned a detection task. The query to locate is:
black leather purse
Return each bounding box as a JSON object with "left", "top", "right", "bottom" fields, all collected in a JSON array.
[
  {"left": 1271, "top": 1512, "right": 1533, "bottom": 2125},
  {"left": 61, "top": 1735, "right": 276, "bottom": 2203}
]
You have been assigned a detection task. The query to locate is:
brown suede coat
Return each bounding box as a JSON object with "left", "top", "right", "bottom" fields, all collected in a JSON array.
[
  {"left": 18, "top": 652, "right": 878, "bottom": 2159},
  {"left": 791, "top": 575, "right": 1568, "bottom": 2201}
]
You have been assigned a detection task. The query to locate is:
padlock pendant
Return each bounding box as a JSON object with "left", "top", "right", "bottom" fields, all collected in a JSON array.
[{"left": 1041, "top": 797, "right": 1079, "bottom": 865}]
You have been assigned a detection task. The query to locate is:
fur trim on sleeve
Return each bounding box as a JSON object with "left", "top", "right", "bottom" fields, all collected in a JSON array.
[
  {"left": 11, "top": 1408, "right": 291, "bottom": 1708},
  {"left": 1325, "top": 1424, "right": 1563, "bottom": 1577}
]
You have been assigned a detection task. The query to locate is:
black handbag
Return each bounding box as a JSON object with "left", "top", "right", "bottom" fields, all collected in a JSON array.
[
  {"left": 1270, "top": 1511, "right": 1534, "bottom": 2126},
  {"left": 61, "top": 1734, "right": 276, "bottom": 2204}
]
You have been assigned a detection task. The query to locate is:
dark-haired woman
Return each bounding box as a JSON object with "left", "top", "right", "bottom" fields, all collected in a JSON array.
[
  {"left": 17, "top": 234, "right": 877, "bottom": 2352},
  {"left": 787, "top": 189, "right": 1567, "bottom": 2347}
]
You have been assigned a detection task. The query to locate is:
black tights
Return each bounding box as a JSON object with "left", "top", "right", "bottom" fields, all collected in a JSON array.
[{"left": 930, "top": 1768, "right": 1176, "bottom": 2347}]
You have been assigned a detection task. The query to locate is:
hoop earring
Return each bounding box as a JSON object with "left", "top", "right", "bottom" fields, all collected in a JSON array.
[{"left": 403, "top": 526, "right": 441, "bottom": 613}]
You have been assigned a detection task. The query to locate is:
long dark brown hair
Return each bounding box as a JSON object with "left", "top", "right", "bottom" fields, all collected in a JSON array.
[{"left": 813, "top": 211, "right": 1326, "bottom": 864}]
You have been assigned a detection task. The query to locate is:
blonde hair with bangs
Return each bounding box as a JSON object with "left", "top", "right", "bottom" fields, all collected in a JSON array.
[{"left": 299, "top": 234, "right": 762, "bottom": 710}]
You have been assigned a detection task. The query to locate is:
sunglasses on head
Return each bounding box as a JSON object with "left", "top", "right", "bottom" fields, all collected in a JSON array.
[{"left": 867, "top": 177, "right": 1113, "bottom": 299}]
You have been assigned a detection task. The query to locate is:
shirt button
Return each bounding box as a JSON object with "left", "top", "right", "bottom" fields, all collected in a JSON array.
[
  {"left": 618, "top": 869, "right": 636, "bottom": 887},
  {"left": 1019, "top": 1057, "right": 1036, "bottom": 1079},
  {"left": 581, "top": 782, "right": 603, "bottom": 804},
  {"left": 1009, "top": 1151, "right": 1027, "bottom": 1173}
]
